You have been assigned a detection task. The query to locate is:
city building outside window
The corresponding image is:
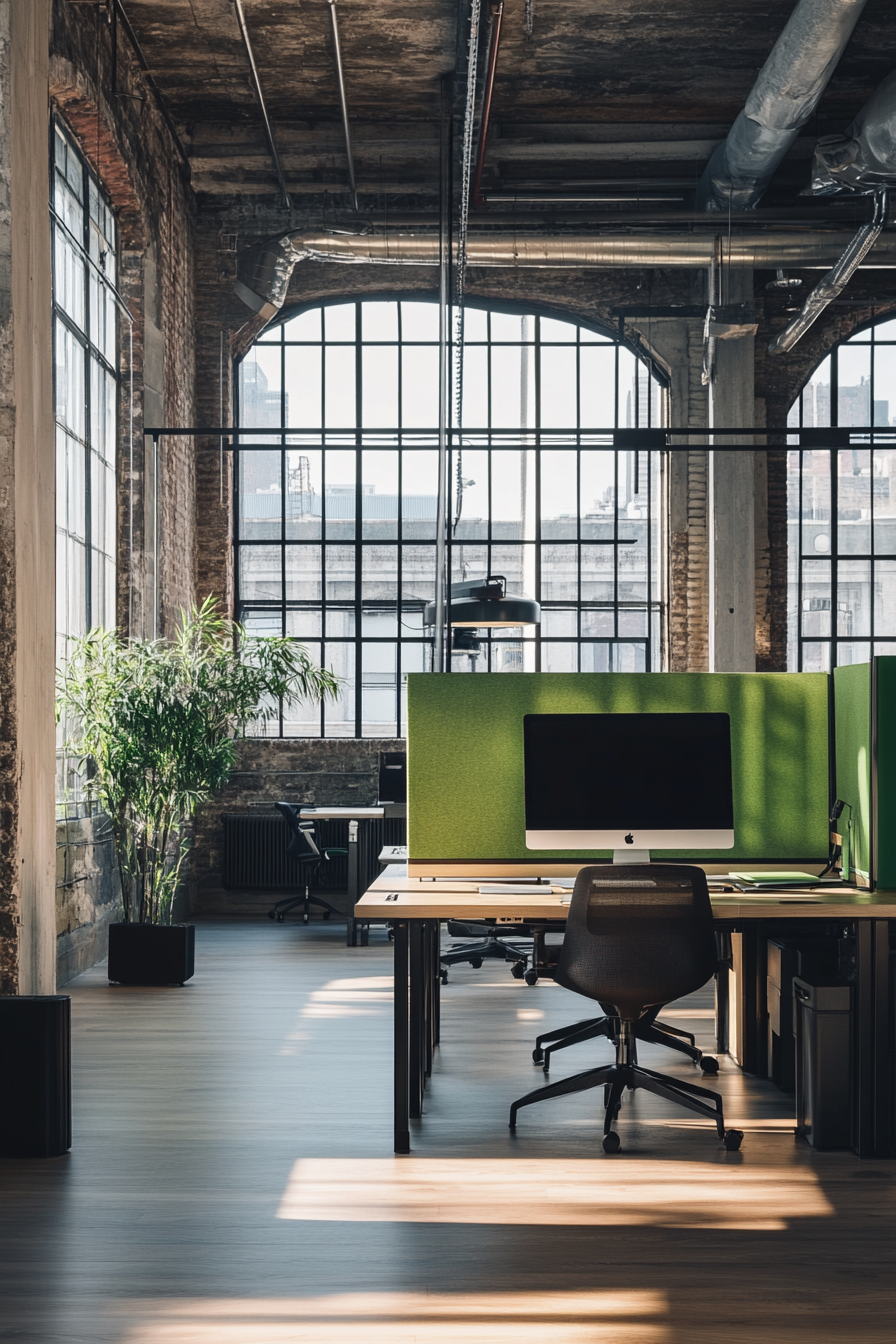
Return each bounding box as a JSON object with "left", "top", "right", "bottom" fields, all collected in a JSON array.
[
  {"left": 52, "top": 121, "right": 118, "bottom": 809},
  {"left": 236, "top": 299, "right": 667, "bottom": 737},
  {"left": 787, "top": 317, "right": 896, "bottom": 671}
]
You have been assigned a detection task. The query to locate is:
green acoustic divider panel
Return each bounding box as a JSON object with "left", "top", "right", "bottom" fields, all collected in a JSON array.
[
  {"left": 834, "top": 662, "right": 872, "bottom": 886},
  {"left": 873, "top": 658, "right": 896, "bottom": 890},
  {"left": 407, "top": 672, "right": 829, "bottom": 862}
]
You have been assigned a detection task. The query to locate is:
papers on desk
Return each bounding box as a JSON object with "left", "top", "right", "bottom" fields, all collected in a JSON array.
[{"left": 478, "top": 884, "right": 554, "bottom": 896}]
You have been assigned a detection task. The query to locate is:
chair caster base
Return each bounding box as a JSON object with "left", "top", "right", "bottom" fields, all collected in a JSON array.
[
  {"left": 276, "top": 914, "right": 285, "bottom": 923},
  {"left": 440, "top": 969, "right": 449, "bottom": 985},
  {"left": 268, "top": 911, "right": 276, "bottom": 920},
  {"left": 700, "top": 1056, "right": 720, "bottom": 1074},
  {"left": 602, "top": 1132, "right": 621, "bottom": 1154},
  {"left": 723, "top": 1129, "right": 744, "bottom": 1151},
  {"left": 511, "top": 961, "right": 525, "bottom": 980},
  {"left": 524, "top": 968, "right": 538, "bottom": 986},
  {"left": 532, "top": 1047, "right": 543, "bottom": 1064}
]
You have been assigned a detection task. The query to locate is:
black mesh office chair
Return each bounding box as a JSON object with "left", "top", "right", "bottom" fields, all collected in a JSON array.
[
  {"left": 509, "top": 865, "right": 743, "bottom": 1153},
  {"left": 268, "top": 803, "right": 346, "bottom": 924},
  {"left": 532, "top": 1002, "right": 716, "bottom": 1073},
  {"left": 440, "top": 920, "right": 533, "bottom": 983}
]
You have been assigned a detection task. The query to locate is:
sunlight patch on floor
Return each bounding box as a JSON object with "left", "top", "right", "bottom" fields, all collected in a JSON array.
[
  {"left": 276, "top": 1158, "right": 833, "bottom": 1230},
  {"left": 118, "top": 1291, "right": 670, "bottom": 1344}
]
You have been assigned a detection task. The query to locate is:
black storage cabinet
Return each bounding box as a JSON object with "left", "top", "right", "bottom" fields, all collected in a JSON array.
[
  {"left": 0, "top": 996, "right": 71, "bottom": 1157},
  {"left": 766, "top": 937, "right": 839, "bottom": 1092},
  {"left": 794, "top": 975, "right": 853, "bottom": 1150}
]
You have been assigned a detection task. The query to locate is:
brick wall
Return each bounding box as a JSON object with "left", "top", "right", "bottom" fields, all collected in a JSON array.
[{"left": 50, "top": 0, "right": 197, "bottom": 981}]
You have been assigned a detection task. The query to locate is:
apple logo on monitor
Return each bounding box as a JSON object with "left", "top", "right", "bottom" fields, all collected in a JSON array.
[{"left": 624, "top": 833, "right": 634, "bottom": 844}]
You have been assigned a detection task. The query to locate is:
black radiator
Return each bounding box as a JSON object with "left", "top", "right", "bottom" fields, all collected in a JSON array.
[{"left": 221, "top": 813, "right": 406, "bottom": 892}]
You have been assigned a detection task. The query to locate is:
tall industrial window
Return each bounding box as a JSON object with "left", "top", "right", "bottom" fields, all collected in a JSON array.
[
  {"left": 236, "top": 299, "right": 667, "bottom": 737},
  {"left": 787, "top": 317, "right": 896, "bottom": 671},
  {"left": 52, "top": 122, "right": 118, "bottom": 807}
]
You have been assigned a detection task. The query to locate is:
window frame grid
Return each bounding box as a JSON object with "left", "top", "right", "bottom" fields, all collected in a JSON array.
[
  {"left": 788, "top": 320, "right": 896, "bottom": 670},
  {"left": 51, "top": 118, "right": 118, "bottom": 814},
  {"left": 235, "top": 299, "right": 667, "bottom": 737}
]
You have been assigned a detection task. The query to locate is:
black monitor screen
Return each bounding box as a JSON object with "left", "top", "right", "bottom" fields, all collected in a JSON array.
[{"left": 523, "top": 713, "right": 734, "bottom": 832}]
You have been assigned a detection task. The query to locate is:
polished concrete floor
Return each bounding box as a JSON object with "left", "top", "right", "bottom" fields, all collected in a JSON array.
[{"left": 1, "top": 920, "right": 893, "bottom": 1343}]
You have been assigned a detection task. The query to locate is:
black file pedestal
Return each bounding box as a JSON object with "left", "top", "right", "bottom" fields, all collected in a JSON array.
[
  {"left": 794, "top": 976, "right": 852, "bottom": 1150},
  {"left": 0, "top": 996, "right": 72, "bottom": 1157}
]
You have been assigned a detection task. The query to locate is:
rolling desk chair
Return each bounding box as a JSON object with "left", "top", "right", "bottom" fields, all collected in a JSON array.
[
  {"left": 509, "top": 865, "right": 743, "bottom": 1153},
  {"left": 440, "top": 919, "right": 533, "bottom": 983},
  {"left": 532, "top": 1004, "right": 716, "bottom": 1073},
  {"left": 268, "top": 803, "right": 346, "bottom": 925}
]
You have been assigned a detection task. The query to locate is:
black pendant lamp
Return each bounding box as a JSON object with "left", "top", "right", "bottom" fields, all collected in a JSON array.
[{"left": 425, "top": 575, "right": 541, "bottom": 630}]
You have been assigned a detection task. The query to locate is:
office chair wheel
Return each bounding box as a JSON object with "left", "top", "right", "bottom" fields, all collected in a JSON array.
[
  {"left": 276, "top": 913, "right": 285, "bottom": 923},
  {"left": 511, "top": 961, "right": 525, "bottom": 979},
  {"left": 532, "top": 1046, "right": 544, "bottom": 1064},
  {"left": 469, "top": 957, "right": 483, "bottom": 968},
  {"left": 524, "top": 968, "right": 538, "bottom": 986},
  {"left": 440, "top": 969, "right": 449, "bottom": 985},
  {"left": 602, "top": 1132, "right": 621, "bottom": 1154},
  {"left": 723, "top": 1129, "right": 744, "bottom": 1151},
  {"left": 700, "top": 1055, "right": 719, "bottom": 1074},
  {"left": 268, "top": 910, "right": 277, "bottom": 920}
]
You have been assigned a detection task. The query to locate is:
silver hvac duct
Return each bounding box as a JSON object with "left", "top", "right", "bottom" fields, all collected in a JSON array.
[
  {"left": 769, "top": 191, "right": 888, "bottom": 353},
  {"left": 697, "top": 0, "right": 869, "bottom": 212},
  {"left": 233, "top": 228, "right": 896, "bottom": 317},
  {"left": 808, "top": 69, "right": 896, "bottom": 195}
]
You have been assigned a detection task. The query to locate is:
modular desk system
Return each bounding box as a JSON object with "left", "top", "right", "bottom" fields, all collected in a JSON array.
[
  {"left": 357, "top": 867, "right": 896, "bottom": 1158},
  {"left": 299, "top": 806, "right": 384, "bottom": 946}
]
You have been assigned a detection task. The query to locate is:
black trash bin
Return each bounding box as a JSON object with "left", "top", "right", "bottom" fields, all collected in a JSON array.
[
  {"left": 0, "top": 996, "right": 71, "bottom": 1157},
  {"left": 794, "top": 975, "right": 852, "bottom": 1150}
]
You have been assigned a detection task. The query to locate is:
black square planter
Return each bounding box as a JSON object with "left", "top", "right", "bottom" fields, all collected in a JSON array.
[
  {"left": 0, "top": 996, "right": 71, "bottom": 1157},
  {"left": 108, "top": 923, "right": 195, "bottom": 986}
]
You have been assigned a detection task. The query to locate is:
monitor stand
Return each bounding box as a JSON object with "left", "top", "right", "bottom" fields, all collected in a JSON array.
[{"left": 613, "top": 848, "right": 650, "bottom": 865}]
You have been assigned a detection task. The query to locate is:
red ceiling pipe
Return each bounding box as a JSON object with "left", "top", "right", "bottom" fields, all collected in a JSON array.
[{"left": 472, "top": 1, "right": 505, "bottom": 208}]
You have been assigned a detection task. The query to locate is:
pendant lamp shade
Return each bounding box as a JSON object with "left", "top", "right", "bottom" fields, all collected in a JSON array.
[{"left": 424, "top": 576, "right": 541, "bottom": 630}]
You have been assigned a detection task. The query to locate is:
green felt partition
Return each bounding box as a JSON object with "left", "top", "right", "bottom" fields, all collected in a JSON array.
[
  {"left": 407, "top": 672, "right": 829, "bottom": 863},
  {"left": 874, "top": 658, "right": 896, "bottom": 890},
  {"left": 834, "top": 662, "right": 872, "bottom": 886},
  {"left": 834, "top": 656, "right": 896, "bottom": 890}
]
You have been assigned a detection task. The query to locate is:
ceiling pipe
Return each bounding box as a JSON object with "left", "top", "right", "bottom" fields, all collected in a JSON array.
[
  {"left": 697, "top": 0, "right": 870, "bottom": 212},
  {"left": 808, "top": 69, "right": 896, "bottom": 195},
  {"left": 472, "top": 1, "right": 504, "bottom": 207},
  {"left": 326, "top": 0, "right": 359, "bottom": 211},
  {"left": 769, "top": 190, "right": 888, "bottom": 353},
  {"left": 233, "top": 0, "right": 291, "bottom": 209},
  {"left": 233, "top": 228, "right": 896, "bottom": 318}
]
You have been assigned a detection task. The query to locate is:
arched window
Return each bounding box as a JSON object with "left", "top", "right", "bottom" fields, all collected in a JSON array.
[
  {"left": 236, "top": 298, "right": 667, "bottom": 737},
  {"left": 787, "top": 317, "right": 896, "bottom": 671}
]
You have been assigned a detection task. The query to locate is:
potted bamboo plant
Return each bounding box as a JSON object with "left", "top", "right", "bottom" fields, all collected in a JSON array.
[{"left": 57, "top": 598, "right": 338, "bottom": 985}]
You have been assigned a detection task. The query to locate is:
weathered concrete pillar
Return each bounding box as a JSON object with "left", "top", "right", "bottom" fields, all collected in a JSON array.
[
  {"left": 708, "top": 269, "right": 759, "bottom": 673},
  {"left": 0, "top": 0, "right": 56, "bottom": 994}
]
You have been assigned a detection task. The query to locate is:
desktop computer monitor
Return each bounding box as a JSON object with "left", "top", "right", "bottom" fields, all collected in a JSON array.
[{"left": 524, "top": 712, "right": 734, "bottom": 861}]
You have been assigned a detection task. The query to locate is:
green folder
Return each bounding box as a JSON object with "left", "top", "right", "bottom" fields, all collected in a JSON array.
[{"left": 728, "top": 870, "right": 821, "bottom": 886}]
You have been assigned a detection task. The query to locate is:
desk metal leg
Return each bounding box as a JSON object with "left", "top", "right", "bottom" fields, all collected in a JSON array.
[
  {"left": 346, "top": 820, "right": 359, "bottom": 947},
  {"left": 854, "top": 918, "right": 894, "bottom": 1158},
  {"left": 393, "top": 920, "right": 410, "bottom": 1154},
  {"left": 409, "top": 921, "right": 425, "bottom": 1119}
]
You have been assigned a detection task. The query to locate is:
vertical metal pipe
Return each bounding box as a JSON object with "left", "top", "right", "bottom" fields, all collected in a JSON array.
[
  {"left": 233, "top": 0, "right": 291, "bottom": 209},
  {"left": 434, "top": 73, "right": 452, "bottom": 672},
  {"left": 472, "top": 1, "right": 504, "bottom": 207},
  {"left": 326, "top": 0, "right": 359, "bottom": 211}
]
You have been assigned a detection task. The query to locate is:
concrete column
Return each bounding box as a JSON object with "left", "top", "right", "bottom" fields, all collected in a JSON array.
[
  {"left": 708, "top": 270, "right": 758, "bottom": 672},
  {"left": 0, "top": 0, "right": 56, "bottom": 993}
]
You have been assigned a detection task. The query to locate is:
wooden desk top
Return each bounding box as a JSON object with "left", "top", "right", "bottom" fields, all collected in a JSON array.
[{"left": 356, "top": 866, "right": 896, "bottom": 922}]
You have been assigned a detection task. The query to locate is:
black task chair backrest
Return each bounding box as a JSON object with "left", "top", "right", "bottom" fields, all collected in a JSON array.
[
  {"left": 275, "top": 802, "right": 322, "bottom": 863},
  {"left": 555, "top": 864, "right": 718, "bottom": 1021}
]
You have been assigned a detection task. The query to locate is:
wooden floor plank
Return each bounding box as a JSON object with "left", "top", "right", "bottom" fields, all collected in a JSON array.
[{"left": 0, "top": 920, "right": 893, "bottom": 1343}]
